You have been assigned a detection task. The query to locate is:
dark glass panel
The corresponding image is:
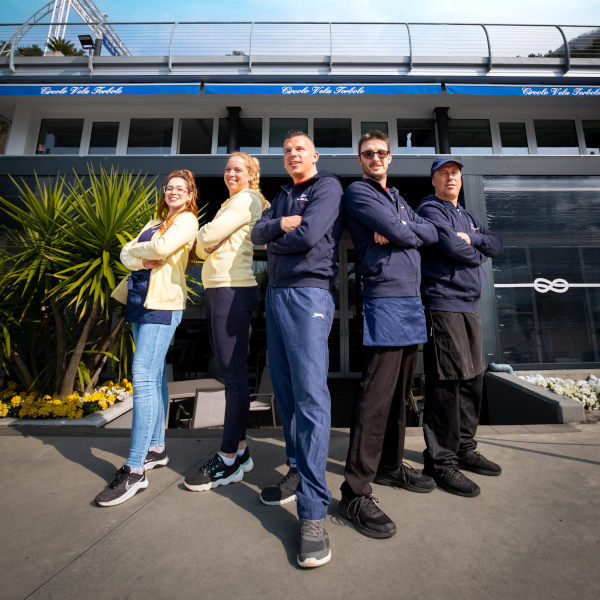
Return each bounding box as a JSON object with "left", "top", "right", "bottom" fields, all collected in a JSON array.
[
  {"left": 88, "top": 122, "right": 119, "bottom": 155},
  {"left": 269, "top": 118, "right": 308, "bottom": 154},
  {"left": 582, "top": 120, "right": 600, "bottom": 155},
  {"left": 179, "top": 118, "right": 213, "bottom": 154},
  {"left": 396, "top": 119, "right": 436, "bottom": 154},
  {"left": 127, "top": 119, "right": 173, "bottom": 155},
  {"left": 36, "top": 119, "right": 84, "bottom": 155},
  {"left": 534, "top": 120, "right": 579, "bottom": 155},
  {"left": 449, "top": 119, "right": 493, "bottom": 154},
  {"left": 314, "top": 118, "right": 352, "bottom": 154},
  {"left": 499, "top": 122, "right": 529, "bottom": 155}
]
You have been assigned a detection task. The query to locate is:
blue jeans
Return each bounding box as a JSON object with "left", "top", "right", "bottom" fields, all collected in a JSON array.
[
  {"left": 266, "top": 287, "right": 334, "bottom": 521},
  {"left": 127, "top": 310, "right": 183, "bottom": 470}
]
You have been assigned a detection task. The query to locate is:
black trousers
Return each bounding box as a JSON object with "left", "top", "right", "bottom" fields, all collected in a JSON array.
[
  {"left": 206, "top": 286, "right": 258, "bottom": 454},
  {"left": 343, "top": 344, "right": 418, "bottom": 497},
  {"left": 423, "top": 340, "right": 483, "bottom": 470}
]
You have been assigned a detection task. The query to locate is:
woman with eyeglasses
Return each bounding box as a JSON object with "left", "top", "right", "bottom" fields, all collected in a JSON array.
[
  {"left": 95, "top": 169, "right": 199, "bottom": 507},
  {"left": 184, "top": 152, "right": 270, "bottom": 492}
]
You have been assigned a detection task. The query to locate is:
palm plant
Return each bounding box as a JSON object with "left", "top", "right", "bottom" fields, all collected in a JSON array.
[
  {"left": 46, "top": 37, "right": 85, "bottom": 57},
  {"left": 0, "top": 167, "right": 158, "bottom": 398}
]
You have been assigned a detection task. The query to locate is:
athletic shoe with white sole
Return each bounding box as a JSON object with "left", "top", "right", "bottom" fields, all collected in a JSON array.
[
  {"left": 95, "top": 465, "right": 148, "bottom": 507},
  {"left": 144, "top": 447, "right": 169, "bottom": 471},
  {"left": 184, "top": 453, "right": 244, "bottom": 492},
  {"left": 237, "top": 447, "right": 254, "bottom": 473},
  {"left": 259, "top": 467, "right": 299, "bottom": 506},
  {"left": 297, "top": 518, "right": 331, "bottom": 568}
]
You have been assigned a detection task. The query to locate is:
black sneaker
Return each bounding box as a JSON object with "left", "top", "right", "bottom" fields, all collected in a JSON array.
[
  {"left": 297, "top": 518, "right": 331, "bottom": 568},
  {"left": 338, "top": 492, "right": 396, "bottom": 539},
  {"left": 144, "top": 447, "right": 169, "bottom": 471},
  {"left": 374, "top": 463, "right": 436, "bottom": 494},
  {"left": 237, "top": 447, "right": 254, "bottom": 473},
  {"left": 425, "top": 465, "right": 481, "bottom": 498},
  {"left": 260, "top": 467, "right": 299, "bottom": 506},
  {"left": 458, "top": 450, "right": 502, "bottom": 476},
  {"left": 184, "top": 453, "right": 244, "bottom": 492},
  {"left": 95, "top": 465, "right": 148, "bottom": 507}
]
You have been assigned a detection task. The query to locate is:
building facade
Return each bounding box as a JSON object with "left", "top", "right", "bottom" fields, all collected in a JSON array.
[{"left": 1, "top": 21, "right": 599, "bottom": 384}]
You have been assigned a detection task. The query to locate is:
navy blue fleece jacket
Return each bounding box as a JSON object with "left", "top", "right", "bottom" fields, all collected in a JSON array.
[
  {"left": 416, "top": 194, "right": 504, "bottom": 313},
  {"left": 344, "top": 178, "right": 438, "bottom": 298},
  {"left": 251, "top": 170, "right": 343, "bottom": 289}
]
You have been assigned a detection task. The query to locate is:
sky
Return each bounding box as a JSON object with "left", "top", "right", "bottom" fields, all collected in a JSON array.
[{"left": 1, "top": 0, "right": 600, "bottom": 26}]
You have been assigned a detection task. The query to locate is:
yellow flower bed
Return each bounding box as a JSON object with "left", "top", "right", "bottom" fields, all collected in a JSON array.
[{"left": 0, "top": 379, "right": 133, "bottom": 419}]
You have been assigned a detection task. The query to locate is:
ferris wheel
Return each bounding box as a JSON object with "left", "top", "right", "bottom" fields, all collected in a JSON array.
[{"left": 1, "top": 0, "right": 131, "bottom": 57}]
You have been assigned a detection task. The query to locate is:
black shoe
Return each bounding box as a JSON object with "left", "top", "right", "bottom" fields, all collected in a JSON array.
[
  {"left": 374, "top": 463, "right": 436, "bottom": 493},
  {"left": 144, "top": 447, "right": 169, "bottom": 470},
  {"left": 95, "top": 465, "right": 148, "bottom": 507},
  {"left": 260, "top": 467, "right": 299, "bottom": 506},
  {"left": 458, "top": 450, "right": 502, "bottom": 476},
  {"left": 338, "top": 492, "right": 396, "bottom": 539},
  {"left": 184, "top": 453, "right": 244, "bottom": 492},
  {"left": 297, "top": 518, "right": 331, "bottom": 568},
  {"left": 425, "top": 465, "right": 481, "bottom": 498},
  {"left": 237, "top": 447, "right": 254, "bottom": 473}
]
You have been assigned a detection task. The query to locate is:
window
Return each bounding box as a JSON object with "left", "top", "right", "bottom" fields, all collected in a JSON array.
[
  {"left": 361, "top": 121, "right": 389, "bottom": 136},
  {"left": 127, "top": 119, "right": 173, "bottom": 155},
  {"left": 314, "top": 118, "right": 352, "bottom": 154},
  {"left": 179, "top": 118, "right": 213, "bottom": 154},
  {"left": 88, "top": 122, "right": 119, "bottom": 155},
  {"left": 484, "top": 176, "right": 600, "bottom": 365},
  {"left": 0, "top": 118, "right": 9, "bottom": 155},
  {"left": 499, "top": 123, "right": 529, "bottom": 155},
  {"left": 217, "top": 118, "right": 263, "bottom": 154},
  {"left": 397, "top": 119, "right": 436, "bottom": 154},
  {"left": 36, "top": 119, "right": 84, "bottom": 155},
  {"left": 534, "top": 120, "right": 579, "bottom": 155},
  {"left": 269, "top": 118, "right": 308, "bottom": 153},
  {"left": 449, "top": 119, "right": 493, "bottom": 154},
  {"left": 582, "top": 120, "right": 600, "bottom": 155}
]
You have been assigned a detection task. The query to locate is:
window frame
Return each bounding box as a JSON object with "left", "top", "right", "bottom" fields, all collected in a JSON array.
[{"left": 81, "top": 118, "right": 126, "bottom": 156}]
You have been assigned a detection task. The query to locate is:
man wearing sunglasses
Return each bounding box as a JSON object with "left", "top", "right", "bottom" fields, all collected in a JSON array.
[{"left": 339, "top": 131, "right": 438, "bottom": 539}]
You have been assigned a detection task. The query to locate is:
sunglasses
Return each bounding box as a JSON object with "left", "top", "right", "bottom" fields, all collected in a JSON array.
[{"left": 359, "top": 150, "right": 390, "bottom": 159}]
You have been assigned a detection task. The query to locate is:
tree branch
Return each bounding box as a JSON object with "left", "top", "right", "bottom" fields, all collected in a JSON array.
[
  {"left": 50, "top": 298, "right": 66, "bottom": 395},
  {"left": 11, "top": 350, "right": 34, "bottom": 391},
  {"left": 84, "top": 317, "right": 124, "bottom": 394},
  {"left": 58, "top": 307, "right": 96, "bottom": 399}
]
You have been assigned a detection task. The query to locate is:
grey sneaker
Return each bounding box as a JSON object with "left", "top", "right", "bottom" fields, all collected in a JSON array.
[
  {"left": 260, "top": 467, "right": 299, "bottom": 506},
  {"left": 95, "top": 465, "right": 148, "bottom": 507},
  {"left": 144, "top": 447, "right": 169, "bottom": 471},
  {"left": 297, "top": 518, "right": 331, "bottom": 568}
]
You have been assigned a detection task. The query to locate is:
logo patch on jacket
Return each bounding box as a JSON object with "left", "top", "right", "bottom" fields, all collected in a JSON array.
[
  {"left": 296, "top": 193, "right": 309, "bottom": 203},
  {"left": 469, "top": 222, "right": 479, "bottom": 232}
]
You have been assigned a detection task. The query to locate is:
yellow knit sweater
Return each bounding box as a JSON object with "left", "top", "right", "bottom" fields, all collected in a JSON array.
[
  {"left": 111, "top": 212, "right": 199, "bottom": 310},
  {"left": 196, "top": 189, "right": 264, "bottom": 288}
]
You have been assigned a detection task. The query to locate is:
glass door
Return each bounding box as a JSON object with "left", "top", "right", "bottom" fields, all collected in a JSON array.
[{"left": 329, "top": 240, "right": 363, "bottom": 377}]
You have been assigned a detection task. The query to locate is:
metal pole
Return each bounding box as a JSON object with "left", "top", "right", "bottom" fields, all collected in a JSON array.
[
  {"left": 406, "top": 23, "right": 413, "bottom": 71},
  {"left": 555, "top": 25, "right": 571, "bottom": 74},
  {"left": 169, "top": 22, "right": 178, "bottom": 72},
  {"left": 329, "top": 22, "right": 333, "bottom": 73},
  {"left": 481, "top": 24, "right": 492, "bottom": 72},
  {"left": 248, "top": 22, "right": 254, "bottom": 73}
]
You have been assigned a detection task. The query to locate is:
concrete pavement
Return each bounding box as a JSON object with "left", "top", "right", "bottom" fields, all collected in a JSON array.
[{"left": 1, "top": 423, "right": 599, "bottom": 600}]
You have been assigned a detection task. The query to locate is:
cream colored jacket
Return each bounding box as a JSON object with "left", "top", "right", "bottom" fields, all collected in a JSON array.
[
  {"left": 111, "top": 212, "right": 199, "bottom": 310},
  {"left": 196, "top": 189, "right": 263, "bottom": 288}
]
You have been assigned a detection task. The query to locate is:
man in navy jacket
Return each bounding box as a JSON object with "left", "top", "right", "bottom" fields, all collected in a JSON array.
[
  {"left": 339, "top": 131, "right": 438, "bottom": 539},
  {"left": 417, "top": 157, "right": 504, "bottom": 498},
  {"left": 251, "top": 131, "right": 343, "bottom": 568}
]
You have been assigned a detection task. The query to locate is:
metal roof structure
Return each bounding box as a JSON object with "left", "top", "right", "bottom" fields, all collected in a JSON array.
[{"left": 0, "top": 22, "right": 599, "bottom": 83}]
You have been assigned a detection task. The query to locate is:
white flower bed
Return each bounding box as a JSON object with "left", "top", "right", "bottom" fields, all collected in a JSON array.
[{"left": 518, "top": 373, "right": 600, "bottom": 411}]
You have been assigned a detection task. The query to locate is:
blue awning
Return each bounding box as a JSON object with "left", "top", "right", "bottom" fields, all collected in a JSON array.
[
  {"left": 446, "top": 84, "right": 600, "bottom": 97},
  {"left": 204, "top": 83, "right": 442, "bottom": 95},
  {"left": 0, "top": 84, "right": 201, "bottom": 96}
]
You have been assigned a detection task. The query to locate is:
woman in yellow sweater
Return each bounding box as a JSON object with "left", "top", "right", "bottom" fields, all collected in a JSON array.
[
  {"left": 185, "top": 153, "right": 269, "bottom": 492},
  {"left": 96, "top": 169, "right": 199, "bottom": 507}
]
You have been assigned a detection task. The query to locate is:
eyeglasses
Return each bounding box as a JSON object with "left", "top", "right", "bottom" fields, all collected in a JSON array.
[
  {"left": 359, "top": 150, "right": 390, "bottom": 159},
  {"left": 163, "top": 186, "right": 189, "bottom": 194}
]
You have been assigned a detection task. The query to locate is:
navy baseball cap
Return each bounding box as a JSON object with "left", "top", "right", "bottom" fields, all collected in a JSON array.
[{"left": 430, "top": 157, "right": 464, "bottom": 177}]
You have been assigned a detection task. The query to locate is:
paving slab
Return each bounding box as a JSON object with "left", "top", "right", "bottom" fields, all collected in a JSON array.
[{"left": 1, "top": 426, "right": 599, "bottom": 600}]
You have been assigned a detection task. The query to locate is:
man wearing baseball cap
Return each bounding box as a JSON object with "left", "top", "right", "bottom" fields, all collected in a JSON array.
[{"left": 416, "top": 158, "right": 504, "bottom": 497}]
